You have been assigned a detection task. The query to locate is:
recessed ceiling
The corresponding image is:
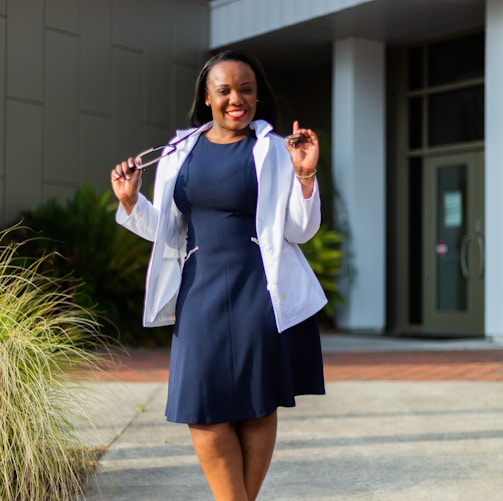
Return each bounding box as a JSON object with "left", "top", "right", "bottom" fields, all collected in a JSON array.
[{"left": 212, "top": 0, "right": 485, "bottom": 70}]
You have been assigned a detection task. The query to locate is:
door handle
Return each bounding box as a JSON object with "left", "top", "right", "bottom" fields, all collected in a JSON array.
[
  {"left": 460, "top": 234, "right": 471, "bottom": 279},
  {"left": 476, "top": 232, "right": 484, "bottom": 278}
]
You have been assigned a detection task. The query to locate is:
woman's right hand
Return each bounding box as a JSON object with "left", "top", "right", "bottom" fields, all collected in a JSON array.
[{"left": 111, "top": 157, "right": 143, "bottom": 215}]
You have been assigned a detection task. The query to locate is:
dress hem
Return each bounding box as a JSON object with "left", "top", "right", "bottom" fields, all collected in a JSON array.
[{"left": 165, "top": 391, "right": 326, "bottom": 425}]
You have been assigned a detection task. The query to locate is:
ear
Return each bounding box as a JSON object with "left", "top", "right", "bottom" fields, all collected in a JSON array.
[{"left": 204, "top": 90, "right": 210, "bottom": 107}]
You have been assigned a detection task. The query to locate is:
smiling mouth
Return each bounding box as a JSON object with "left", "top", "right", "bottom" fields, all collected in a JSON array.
[{"left": 227, "top": 109, "right": 247, "bottom": 119}]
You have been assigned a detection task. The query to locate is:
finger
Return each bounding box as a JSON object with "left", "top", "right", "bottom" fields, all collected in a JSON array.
[
  {"left": 112, "top": 158, "right": 138, "bottom": 181},
  {"left": 306, "top": 129, "right": 318, "bottom": 144},
  {"left": 112, "top": 163, "right": 126, "bottom": 181},
  {"left": 127, "top": 157, "right": 136, "bottom": 170},
  {"left": 121, "top": 157, "right": 139, "bottom": 175},
  {"left": 298, "top": 128, "right": 318, "bottom": 146},
  {"left": 120, "top": 161, "right": 133, "bottom": 180},
  {"left": 286, "top": 120, "right": 304, "bottom": 149}
]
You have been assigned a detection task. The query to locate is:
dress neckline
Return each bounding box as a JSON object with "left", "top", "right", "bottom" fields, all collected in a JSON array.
[{"left": 201, "top": 132, "right": 255, "bottom": 146}]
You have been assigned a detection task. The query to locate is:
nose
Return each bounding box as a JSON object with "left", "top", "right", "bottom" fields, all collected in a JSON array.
[{"left": 229, "top": 90, "right": 242, "bottom": 106}]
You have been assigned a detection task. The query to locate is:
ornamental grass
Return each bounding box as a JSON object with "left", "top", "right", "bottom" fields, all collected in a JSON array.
[{"left": 0, "top": 227, "right": 107, "bottom": 500}]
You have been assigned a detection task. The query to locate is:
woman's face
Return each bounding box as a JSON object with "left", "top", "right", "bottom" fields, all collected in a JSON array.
[{"left": 205, "top": 60, "right": 258, "bottom": 136}]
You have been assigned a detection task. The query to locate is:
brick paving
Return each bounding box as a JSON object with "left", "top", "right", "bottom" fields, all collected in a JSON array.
[
  {"left": 76, "top": 347, "right": 503, "bottom": 383},
  {"left": 323, "top": 350, "right": 503, "bottom": 381}
]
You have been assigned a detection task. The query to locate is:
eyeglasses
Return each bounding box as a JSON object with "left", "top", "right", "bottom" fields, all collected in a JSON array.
[
  {"left": 133, "top": 129, "right": 199, "bottom": 170},
  {"left": 134, "top": 130, "right": 305, "bottom": 169}
]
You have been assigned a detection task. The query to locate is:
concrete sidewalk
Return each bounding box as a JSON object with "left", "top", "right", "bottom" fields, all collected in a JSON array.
[{"left": 79, "top": 335, "right": 503, "bottom": 500}]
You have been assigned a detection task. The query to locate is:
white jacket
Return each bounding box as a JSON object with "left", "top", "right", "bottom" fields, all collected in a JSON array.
[{"left": 116, "top": 120, "right": 327, "bottom": 332}]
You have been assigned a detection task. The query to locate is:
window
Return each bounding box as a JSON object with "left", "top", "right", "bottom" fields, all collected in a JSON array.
[{"left": 407, "top": 32, "right": 484, "bottom": 150}]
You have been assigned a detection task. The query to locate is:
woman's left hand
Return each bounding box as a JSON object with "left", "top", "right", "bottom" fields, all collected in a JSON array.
[{"left": 286, "top": 120, "right": 319, "bottom": 198}]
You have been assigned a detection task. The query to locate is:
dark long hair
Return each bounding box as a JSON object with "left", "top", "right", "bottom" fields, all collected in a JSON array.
[{"left": 187, "top": 50, "right": 279, "bottom": 128}]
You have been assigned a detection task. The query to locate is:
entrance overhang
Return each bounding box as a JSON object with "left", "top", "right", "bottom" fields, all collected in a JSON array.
[{"left": 210, "top": 0, "right": 485, "bottom": 69}]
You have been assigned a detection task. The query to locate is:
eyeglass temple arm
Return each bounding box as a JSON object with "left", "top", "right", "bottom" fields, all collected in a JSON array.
[
  {"left": 134, "top": 144, "right": 170, "bottom": 169},
  {"left": 133, "top": 129, "right": 199, "bottom": 169}
]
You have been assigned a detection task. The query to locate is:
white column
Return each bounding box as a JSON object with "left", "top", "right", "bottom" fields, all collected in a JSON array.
[
  {"left": 485, "top": 0, "right": 503, "bottom": 339},
  {"left": 333, "top": 38, "right": 385, "bottom": 331}
]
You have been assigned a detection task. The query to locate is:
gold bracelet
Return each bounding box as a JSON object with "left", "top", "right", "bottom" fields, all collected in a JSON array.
[{"left": 296, "top": 169, "right": 317, "bottom": 179}]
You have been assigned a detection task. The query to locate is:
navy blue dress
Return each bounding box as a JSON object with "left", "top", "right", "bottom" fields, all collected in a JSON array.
[{"left": 165, "top": 133, "right": 325, "bottom": 424}]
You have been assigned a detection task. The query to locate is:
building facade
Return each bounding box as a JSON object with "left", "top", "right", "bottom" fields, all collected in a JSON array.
[
  {"left": 210, "top": 0, "right": 503, "bottom": 339},
  {"left": 0, "top": 0, "right": 209, "bottom": 224},
  {"left": 2, "top": 0, "right": 502, "bottom": 338}
]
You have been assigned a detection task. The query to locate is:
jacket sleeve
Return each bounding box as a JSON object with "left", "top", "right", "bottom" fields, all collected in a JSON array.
[
  {"left": 116, "top": 192, "right": 160, "bottom": 243},
  {"left": 115, "top": 138, "right": 179, "bottom": 242},
  {"left": 283, "top": 172, "right": 322, "bottom": 244}
]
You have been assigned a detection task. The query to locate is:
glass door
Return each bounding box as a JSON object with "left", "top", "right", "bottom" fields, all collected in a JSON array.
[{"left": 423, "top": 152, "right": 484, "bottom": 334}]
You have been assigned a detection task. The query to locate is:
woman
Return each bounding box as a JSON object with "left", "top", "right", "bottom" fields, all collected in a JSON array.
[{"left": 111, "top": 50, "right": 327, "bottom": 501}]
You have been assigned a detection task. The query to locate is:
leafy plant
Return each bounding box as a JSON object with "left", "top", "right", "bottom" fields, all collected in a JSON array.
[
  {"left": 7, "top": 182, "right": 344, "bottom": 338},
  {"left": 8, "top": 184, "right": 166, "bottom": 346},
  {"left": 300, "top": 128, "right": 354, "bottom": 327},
  {"left": 315, "top": 130, "right": 336, "bottom": 229},
  {"left": 0, "top": 227, "right": 107, "bottom": 500},
  {"left": 300, "top": 224, "right": 344, "bottom": 326}
]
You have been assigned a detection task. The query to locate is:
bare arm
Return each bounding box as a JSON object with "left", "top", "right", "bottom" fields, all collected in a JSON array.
[
  {"left": 111, "top": 157, "right": 143, "bottom": 215},
  {"left": 285, "top": 120, "right": 319, "bottom": 199}
]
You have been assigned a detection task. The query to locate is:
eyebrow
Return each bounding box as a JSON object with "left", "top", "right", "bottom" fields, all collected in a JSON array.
[{"left": 212, "top": 80, "right": 256, "bottom": 87}]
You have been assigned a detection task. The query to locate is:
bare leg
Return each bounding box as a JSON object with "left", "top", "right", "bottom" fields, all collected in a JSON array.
[
  {"left": 236, "top": 411, "right": 278, "bottom": 501},
  {"left": 189, "top": 422, "right": 248, "bottom": 501},
  {"left": 189, "top": 411, "right": 278, "bottom": 501}
]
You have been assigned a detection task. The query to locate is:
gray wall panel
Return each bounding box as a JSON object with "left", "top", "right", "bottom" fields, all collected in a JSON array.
[
  {"left": 174, "top": 0, "right": 206, "bottom": 66},
  {"left": 6, "top": 101, "right": 43, "bottom": 223},
  {"left": 172, "top": 62, "right": 197, "bottom": 127},
  {"left": 145, "top": 0, "right": 173, "bottom": 127},
  {"left": 144, "top": 61, "right": 171, "bottom": 129},
  {"left": 7, "top": 1, "right": 44, "bottom": 102},
  {"left": 81, "top": 0, "right": 112, "bottom": 114},
  {"left": 0, "top": 0, "right": 209, "bottom": 224},
  {"left": 46, "top": 0, "right": 79, "bottom": 33},
  {"left": 143, "top": 124, "right": 171, "bottom": 151},
  {"left": 114, "top": 48, "right": 142, "bottom": 161},
  {"left": 0, "top": 180, "right": 4, "bottom": 225},
  {"left": 45, "top": 31, "right": 79, "bottom": 182},
  {"left": 0, "top": 17, "right": 5, "bottom": 178},
  {"left": 80, "top": 114, "right": 112, "bottom": 195},
  {"left": 113, "top": 0, "right": 143, "bottom": 51},
  {"left": 43, "top": 184, "right": 79, "bottom": 204}
]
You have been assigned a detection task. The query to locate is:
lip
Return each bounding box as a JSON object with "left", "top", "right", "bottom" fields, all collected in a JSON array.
[{"left": 226, "top": 109, "right": 248, "bottom": 120}]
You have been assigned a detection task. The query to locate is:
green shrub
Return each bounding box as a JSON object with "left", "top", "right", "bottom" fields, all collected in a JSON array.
[
  {"left": 300, "top": 224, "right": 344, "bottom": 327},
  {"left": 8, "top": 183, "right": 343, "bottom": 340},
  {"left": 0, "top": 227, "right": 106, "bottom": 500},
  {"left": 8, "top": 184, "right": 167, "bottom": 346}
]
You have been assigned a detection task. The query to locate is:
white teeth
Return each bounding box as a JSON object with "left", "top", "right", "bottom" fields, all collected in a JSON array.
[{"left": 228, "top": 110, "right": 246, "bottom": 117}]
